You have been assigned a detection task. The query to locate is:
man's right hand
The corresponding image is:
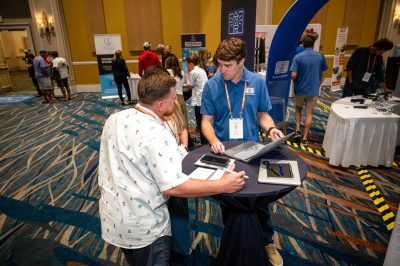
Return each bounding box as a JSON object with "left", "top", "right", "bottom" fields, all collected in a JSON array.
[
  {"left": 210, "top": 141, "right": 225, "bottom": 154},
  {"left": 219, "top": 163, "right": 245, "bottom": 193}
]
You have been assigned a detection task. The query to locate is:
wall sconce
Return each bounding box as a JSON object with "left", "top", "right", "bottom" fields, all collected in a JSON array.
[
  {"left": 394, "top": 8, "right": 400, "bottom": 34},
  {"left": 36, "top": 12, "right": 56, "bottom": 42}
]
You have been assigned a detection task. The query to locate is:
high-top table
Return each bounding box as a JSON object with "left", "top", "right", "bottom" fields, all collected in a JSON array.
[
  {"left": 182, "top": 142, "right": 307, "bottom": 266},
  {"left": 322, "top": 97, "right": 400, "bottom": 167}
]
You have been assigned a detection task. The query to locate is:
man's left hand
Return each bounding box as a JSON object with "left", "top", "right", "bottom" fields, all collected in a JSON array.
[{"left": 269, "top": 128, "right": 284, "bottom": 141}]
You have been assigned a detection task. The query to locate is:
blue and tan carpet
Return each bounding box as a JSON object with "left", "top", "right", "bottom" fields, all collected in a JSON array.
[{"left": 0, "top": 88, "right": 399, "bottom": 265}]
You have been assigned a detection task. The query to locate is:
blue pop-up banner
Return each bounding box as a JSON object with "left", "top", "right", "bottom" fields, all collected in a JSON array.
[{"left": 266, "top": 0, "right": 329, "bottom": 123}]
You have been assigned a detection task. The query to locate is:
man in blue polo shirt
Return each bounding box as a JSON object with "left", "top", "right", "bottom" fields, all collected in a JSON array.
[
  {"left": 201, "top": 37, "right": 284, "bottom": 266},
  {"left": 290, "top": 34, "right": 328, "bottom": 146}
]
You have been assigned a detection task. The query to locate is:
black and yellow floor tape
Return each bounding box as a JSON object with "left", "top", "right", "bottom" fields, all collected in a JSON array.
[
  {"left": 260, "top": 133, "right": 326, "bottom": 158},
  {"left": 357, "top": 167, "right": 395, "bottom": 231},
  {"left": 285, "top": 140, "right": 325, "bottom": 157},
  {"left": 316, "top": 99, "right": 332, "bottom": 112}
]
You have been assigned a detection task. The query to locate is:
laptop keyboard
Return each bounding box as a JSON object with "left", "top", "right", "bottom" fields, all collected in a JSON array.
[{"left": 234, "top": 144, "right": 264, "bottom": 160}]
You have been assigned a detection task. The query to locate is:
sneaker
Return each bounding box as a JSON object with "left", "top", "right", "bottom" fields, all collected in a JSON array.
[
  {"left": 265, "top": 244, "right": 283, "bottom": 266},
  {"left": 293, "top": 131, "right": 302, "bottom": 140},
  {"left": 301, "top": 139, "right": 308, "bottom": 146}
]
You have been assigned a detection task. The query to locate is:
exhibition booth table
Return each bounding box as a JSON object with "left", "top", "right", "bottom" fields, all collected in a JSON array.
[
  {"left": 182, "top": 142, "right": 307, "bottom": 266},
  {"left": 323, "top": 97, "right": 400, "bottom": 167}
]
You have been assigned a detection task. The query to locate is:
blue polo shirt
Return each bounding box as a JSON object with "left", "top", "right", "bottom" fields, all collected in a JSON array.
[
  {"left": 201, "top": 67, "right": 271, "bottom": 141},
  {"left": 290, "top": 48, "right": 328, "bottom": 96}
]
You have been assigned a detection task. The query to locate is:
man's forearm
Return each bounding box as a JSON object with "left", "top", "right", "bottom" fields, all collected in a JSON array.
[
  {"left": 163, "top": 178, "right": 223, "bottom": 198},
  {"left": 258, "top": 112, "right": 275, "bottom": 133},
  {"left": 202, "top": 118, "right": 219, "bottom": 144}
]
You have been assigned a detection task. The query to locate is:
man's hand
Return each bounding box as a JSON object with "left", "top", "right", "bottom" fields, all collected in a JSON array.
[
  {"left": 269, "top": 128, "right": 285, "bottom": 141},
  {"left": 210, "top": 141, "right": 225, "bottom": 154},
  {"left": 219, "top": 163, "right": 245, "bottom": 193}
]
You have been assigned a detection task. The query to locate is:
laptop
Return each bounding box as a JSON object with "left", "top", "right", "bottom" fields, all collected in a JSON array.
[{"left": 224, "top": 132, "right": 295, "bottom": 163}]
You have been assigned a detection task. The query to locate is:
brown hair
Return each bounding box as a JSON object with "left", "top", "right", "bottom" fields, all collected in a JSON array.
[
  {"left": 198, "top": 48, "right": 211, "bottom": 70},
  {"left": 171, "top": 101, "right": 186, "bottom": 133},
  {"left": 138, "top": 70, "right": 176, "bottom": 105},
  {"left": 113, "top": 50, "right": 123, "bottom": 61},
  {"left": 214, "top": 37, "right": 246, "bottom": 63},
  {"left": 185, "top": 53, "right": 200, "bottom": 65},
  {"left": 165, "top": 54, "right": 183, "bottom": 79}
]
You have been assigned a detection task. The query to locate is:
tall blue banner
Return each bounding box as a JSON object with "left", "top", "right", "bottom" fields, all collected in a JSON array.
[
  {"left": 266, "top": 0, "right": 329, "bottom": 124},
  {"left": 221, "top": 0, "right": 257, "bottom": 70}
]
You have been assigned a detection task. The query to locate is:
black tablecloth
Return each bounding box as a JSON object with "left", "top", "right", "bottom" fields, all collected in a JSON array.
[{"left": 182, "top": 141, "right": 307, "bottom": 266}]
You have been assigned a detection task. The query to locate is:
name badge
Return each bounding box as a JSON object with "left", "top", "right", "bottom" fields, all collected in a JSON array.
[
  {"left": 246, "top": 87, "right": 255, "bottom": 94},
  {"left": 229, "top": 118, "right": 243, "bottom": 139},
  {"left": 362, "top": 72, "right": 372, "bottom": 82}
]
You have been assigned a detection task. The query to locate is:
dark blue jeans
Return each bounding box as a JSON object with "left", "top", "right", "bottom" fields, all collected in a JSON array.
[{"left": 121, "top": 236, "right": 171, "bottom": 266}]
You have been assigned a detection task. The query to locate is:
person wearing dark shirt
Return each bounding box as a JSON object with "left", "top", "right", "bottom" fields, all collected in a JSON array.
[
  {"left": 342, "top": 38, "right": 393, "bottom": 97},
  {"left": 112, "top": 50, "right": 132, "bottom": 105},
  {"left": 23, "top": 49, "right": 42, "bottom": 96}
]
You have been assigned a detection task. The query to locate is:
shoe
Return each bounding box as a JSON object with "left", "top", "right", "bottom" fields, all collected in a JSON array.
[
  {"left": 301, "top": 139, "right": 308, "bottom": 146},
  {"left": 265, "top": 244, "right": 283, "bottom": 266},
  {"left": 121, "top": 101, "right": 127, "bottom": 106},
  {"left": 293, "top": 131, "right": 302, "bottom": 140}
]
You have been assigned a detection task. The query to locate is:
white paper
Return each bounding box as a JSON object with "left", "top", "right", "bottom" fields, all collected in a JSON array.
[{"left": 189, "top": 167, "right": 224, "bottom": 180}]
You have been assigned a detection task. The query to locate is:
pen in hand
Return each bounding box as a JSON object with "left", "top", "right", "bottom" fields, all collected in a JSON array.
[{"left": 223, "top": 168, "right": 249, "bottom": 179}]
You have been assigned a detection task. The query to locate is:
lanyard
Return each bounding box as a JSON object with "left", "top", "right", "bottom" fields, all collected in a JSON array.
[
  {"left": 224, "top": 82, "right": 247, "bottom": 119},
  {"left": 367, "top": 53, "right": 376, "bottom": 73},
  {"left": 134, "top": 105, "right": 158, "bottom": 121},
  {"left": 135, "top": 105, "right": 176, "bottom": 139}
]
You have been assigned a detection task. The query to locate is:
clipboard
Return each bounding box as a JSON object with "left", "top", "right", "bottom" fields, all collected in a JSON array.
[{"left": 258, "top": 159, "right": 301, "bottom": 186}]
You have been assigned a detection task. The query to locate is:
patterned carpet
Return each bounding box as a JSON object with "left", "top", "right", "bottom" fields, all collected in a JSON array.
[{"left": 0, "top": 88, "right": 399, "bottom": 265}]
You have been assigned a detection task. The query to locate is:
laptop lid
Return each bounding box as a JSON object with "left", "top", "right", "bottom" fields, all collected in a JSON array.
[{"left": 225, "top": 132, "right": 295, "bottom": 163}]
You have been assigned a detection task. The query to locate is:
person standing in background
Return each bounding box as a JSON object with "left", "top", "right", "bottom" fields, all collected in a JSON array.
[
  {"left": 342, "top": 38, "right": 393, "bottom": 97},
  {"left": 112, "top": 50, "right": 132, "bottom": 105},
  {"left": 184, "top": 54, "right": 208, "bottom": 145},
  {"left": 166, "top": 54, "right": 188, "bottom": 128},
  {"left": 51, "top": 51, "right": 73, "bottom": 101},
  {"left": 33, "top": 49, "right": 56, "bottom": 104},
  {"left": 138, "top": 42, "right": 161, "bottom": 77},
  {"left": 290, "top": 34, "right": 328, "bottom": 146},
  {"left": 23, "top": 49, "right": 42, "bottom": 97}
]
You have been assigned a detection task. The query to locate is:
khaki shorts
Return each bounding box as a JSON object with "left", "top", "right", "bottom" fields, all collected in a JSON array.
[
  {"left": 295, "top": 96, "right": 318, "bottom": 111},
  {"left": 37, "top": 77, "right": 52, "bottom": 90}
]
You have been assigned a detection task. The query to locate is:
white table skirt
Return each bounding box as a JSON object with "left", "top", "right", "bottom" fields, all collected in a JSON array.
[
  {"left": 323, "top": 97, "right": 400, "bottom": 167},
  {"left": 128, "top": 74, "right": 141, "bottom": 101}
]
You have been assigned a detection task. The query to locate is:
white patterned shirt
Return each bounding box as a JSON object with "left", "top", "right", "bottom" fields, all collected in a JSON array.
[
  {"left": 98, "top": 104, "right": 189, "bottom": 249},
  {"left": 189, "top": 66, "right": 208, "bottom": 106}
]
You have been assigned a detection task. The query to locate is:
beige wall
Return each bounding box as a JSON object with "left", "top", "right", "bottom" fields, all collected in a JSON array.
[{"left": 0, "top": 30, "right": 28, "bottom": 71}]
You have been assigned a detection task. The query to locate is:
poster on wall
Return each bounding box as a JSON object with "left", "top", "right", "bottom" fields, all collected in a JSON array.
[
  {"left": 330, "top": 26, "right": 348, "bottom": 91},
  {"left": 181, "top": 33, "right": 206, "bottom": 72},
  {"left": 94, "top": 34, "right": 122, "bottom": 99}
]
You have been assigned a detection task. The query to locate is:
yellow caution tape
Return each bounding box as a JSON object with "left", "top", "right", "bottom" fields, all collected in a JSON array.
[{"left": 356, "top": 167, "right": 395, "bottom": 231}]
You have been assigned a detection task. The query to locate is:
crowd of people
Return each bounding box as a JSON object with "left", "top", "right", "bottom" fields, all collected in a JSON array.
[
  {"left": 24, "top": 34, "right": 393, "bottom": 266},
  {"left": 24, "top": 49, "right": 72, "bottom": 103}
]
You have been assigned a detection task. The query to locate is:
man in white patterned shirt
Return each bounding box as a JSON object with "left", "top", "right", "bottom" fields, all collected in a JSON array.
[{"left": 98, "top": 71, "right": 245, "bottom": 266}]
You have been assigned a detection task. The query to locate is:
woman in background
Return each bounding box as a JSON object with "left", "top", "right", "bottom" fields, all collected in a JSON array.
[
  {"left": 112, "top": 50, "right": 132, "bottom": 105},
  {"left": 184, "top": 53, "right": 208, "bottom": 145},
  {"left": 165, "top": 54, "right": 188, "bottom": 127},
  {"left": 198, "top": 48, "right": 217, "bottom": 79},
  {"left": 164, "top": 100, "right": 189, "bottom": 158}
]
